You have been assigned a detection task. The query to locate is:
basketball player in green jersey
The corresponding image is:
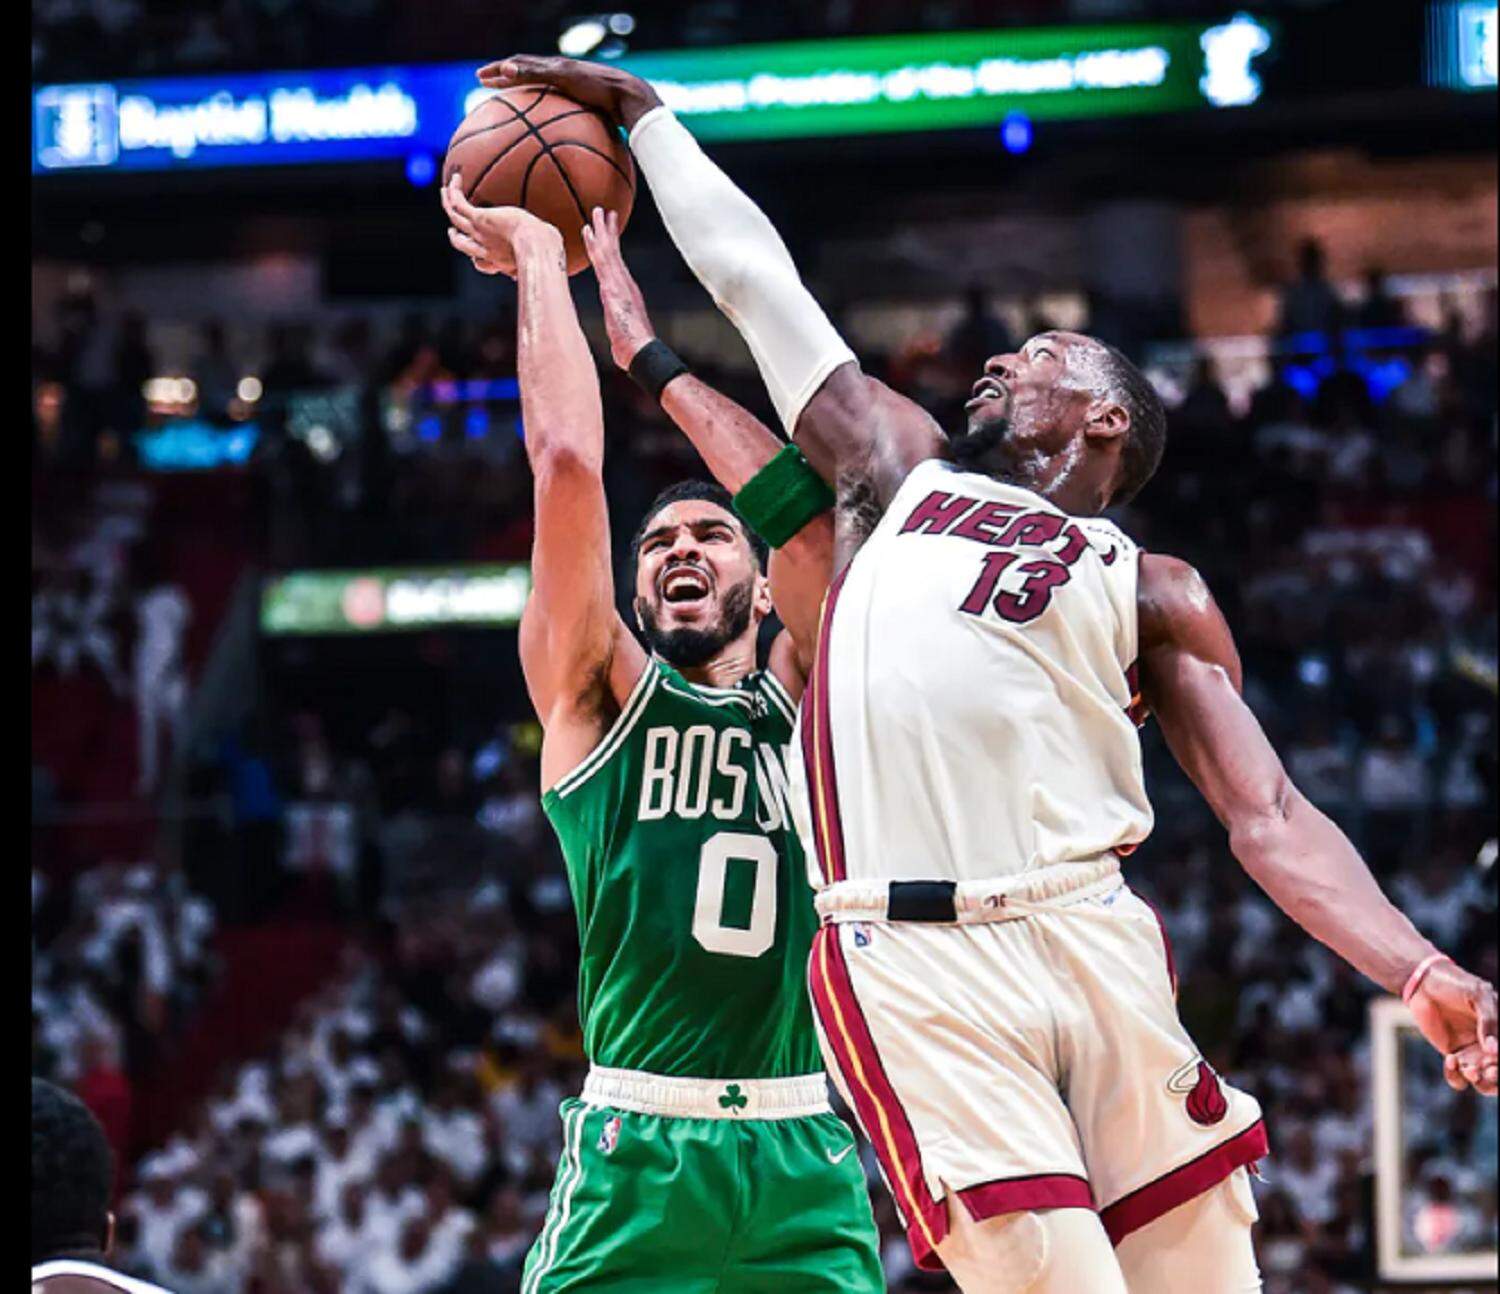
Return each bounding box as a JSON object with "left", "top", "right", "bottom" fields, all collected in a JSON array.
[{"left": 442, "top": 181, "right": 882, "bottom": 1291}]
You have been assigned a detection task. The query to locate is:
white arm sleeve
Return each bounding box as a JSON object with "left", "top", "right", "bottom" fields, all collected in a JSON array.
[{"left": 629, "top": 106, "right": 857, "bottom": 433}]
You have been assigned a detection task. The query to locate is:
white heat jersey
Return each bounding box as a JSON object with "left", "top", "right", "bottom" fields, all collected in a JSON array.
[{"left": 792, "top": 457, "right": 1153, "bottom": 888}]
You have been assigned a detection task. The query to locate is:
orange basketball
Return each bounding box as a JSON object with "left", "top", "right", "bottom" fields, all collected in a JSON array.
[{"left": 443, "top": 85, "right": 636, "bottom": 276}]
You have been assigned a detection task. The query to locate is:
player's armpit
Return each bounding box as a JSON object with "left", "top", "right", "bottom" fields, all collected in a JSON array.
[
  {"left": 1137, "top": 553, "right": 1444, "bottom": 999},
  {"left": 794, "top": 364, "right": 947, "bottom": 520}
]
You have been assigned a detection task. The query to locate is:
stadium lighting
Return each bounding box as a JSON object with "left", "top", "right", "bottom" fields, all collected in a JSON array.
[
  {"left": 559, "top": 18, "right": 608, "bottom": 57},
  {"left": 1000, "top": 112, "right": 1032, "bottom": 153},
  {"left": 405, "top": 152, "right": 436, "bottom": 186},
  {"left": 608, "top": 12, "right": 636, "bottom": 35},
  {"left": 237, "top": 376, "right": 262, "bottom": 402}
]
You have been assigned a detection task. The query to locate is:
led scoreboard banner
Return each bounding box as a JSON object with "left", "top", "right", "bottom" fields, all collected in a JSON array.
[
  {"left": 261, "top": 565, "right": 533, "bottom": 635},
  {"left": 34, "top": 15, "right": 1274, "bottom": 173}
]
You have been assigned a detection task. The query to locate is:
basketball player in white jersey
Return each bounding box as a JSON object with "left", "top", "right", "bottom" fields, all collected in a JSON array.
[
  {"left": 474, "top": 57, "right": 1498, "bottom": 1294},
  {"left": 32, "top": 1079, "right": 178, "bottom": 1294}
]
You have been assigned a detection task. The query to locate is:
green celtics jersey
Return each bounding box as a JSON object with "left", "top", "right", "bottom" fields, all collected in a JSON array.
[{"left": 541, "top": 657, "right": 823, "bottom": 1080}]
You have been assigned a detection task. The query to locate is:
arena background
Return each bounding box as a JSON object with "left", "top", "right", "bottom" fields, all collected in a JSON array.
[{"left": 30, "top": 1, "right": 1497, "bottom": 1290}]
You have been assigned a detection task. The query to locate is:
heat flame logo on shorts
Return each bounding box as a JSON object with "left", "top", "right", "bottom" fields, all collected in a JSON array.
[{"left": 1166, "top": 1057, "right": 1229, "bottom": 1126}]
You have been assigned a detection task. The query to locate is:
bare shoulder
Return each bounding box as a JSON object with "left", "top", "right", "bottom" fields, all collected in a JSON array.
[
  {"left": 32, "top": 1263, "right": 175, "bottom": 1294},
  {"left": 35, "top": 1278, "right": 133, "bottom": 1294},
  {"left": 1137, "top": 553, "right": 1217, "bottom": 645},
  {"left": 1137, "top": 552, "right": 1242, "bottom": 689}
]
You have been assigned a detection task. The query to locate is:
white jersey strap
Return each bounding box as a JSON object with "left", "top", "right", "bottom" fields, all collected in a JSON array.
[
  {"left": 32, "top": 1260, "right": 176, "bottom": 1293},
  {"left": 581, "top": 1065, "right": 831, "bottom": 1120}
]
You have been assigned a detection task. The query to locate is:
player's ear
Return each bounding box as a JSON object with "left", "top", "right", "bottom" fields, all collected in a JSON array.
[
  {"left": 752, "top": 572, "right": 773, "bottom": 621},
  {"left": 631, "top": 596, "right": 645, "bottom": 631},
  {"left": 104, "top": 1209, "right": 116, "bottom": 1255},
  {"left": 1084, "top": 398, "right": 1130, "bottom": 445}
]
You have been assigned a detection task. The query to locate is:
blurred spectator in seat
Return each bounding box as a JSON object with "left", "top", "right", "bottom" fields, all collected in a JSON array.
[
  {"left": 1352, "top": 265, "right": 1407, "bottom": 333},
  {"left": 192, "top": 321, "right": 240, "bottom": 426},
  {"left": 122, "top": 1152, "right": 210, "bottom": 1278},
  {"left": 262, "top": 322, "right": 328, "bottom": 402},
  {"left": 74, "top": 1032, "right": 132, "bottom": 1196},
  {"left": 317, "top": 1178, "right": 373, "bottom": 1280},
  {"left": 156, "top": 1218, "right": 243, "bottom": 1294},
  {"left": 356, "top": 1213, "right": 458, "bottom": 1294},
  {"left": 1275, "top": 1123, "right": 1341, "bottom": 1228},
  {"left": 1275, "top": 238, "right": 1346, "bottom": 346},
  {"left": 131, "top": 551, "right": 192, "bottom": 796},
  {"left": 113, "top": 310, "right": 154, "bottom": 442},
  {"left": 1286, "top": 713, "right": 1353, "bottom": 814},
  {"left": 944, "top": 283, "right": 1014, "bottom": 376}
]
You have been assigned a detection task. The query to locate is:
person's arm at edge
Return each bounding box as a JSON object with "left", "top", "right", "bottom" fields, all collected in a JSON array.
[
  {"left": 444, "top": 178, "right": 646, "bottom": 789},
  {"left": 1138, "top": 553, "right": 1497, "bottom": 1093}
]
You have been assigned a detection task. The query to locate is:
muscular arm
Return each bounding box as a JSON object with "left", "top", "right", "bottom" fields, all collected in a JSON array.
[
  {"left": 448, "top": 190, "right": 645, "bottom": 790},
  {"left": 481, "top": 57, "right": 945, "bottom": 566},
  {"left": 661, "top": 375, "right": 833, "bottom": 677},
  {"left": 583, "top": 207, "right": 829, "bottom": 682},
  {"left": 1139, "top": 554, "right": 1496, "bottom": 1089}
]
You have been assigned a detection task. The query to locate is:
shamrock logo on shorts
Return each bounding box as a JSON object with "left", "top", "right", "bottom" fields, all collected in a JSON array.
[{"left": 718, "top": 1084, "right": 748, "bottom": 1113}]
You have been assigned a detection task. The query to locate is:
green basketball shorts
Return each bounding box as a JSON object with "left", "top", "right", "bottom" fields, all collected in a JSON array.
[{"left": 520, "top": 1066, "right": 884, "bottom": 1293}]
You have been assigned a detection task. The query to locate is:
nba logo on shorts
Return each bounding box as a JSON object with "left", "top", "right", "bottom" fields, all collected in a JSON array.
[
  {"left": 598, "top": 1115, "right": 621, "bottom": 1154},
  {"left": 851, "top": 923, "right": 872, "bottom": 949}
]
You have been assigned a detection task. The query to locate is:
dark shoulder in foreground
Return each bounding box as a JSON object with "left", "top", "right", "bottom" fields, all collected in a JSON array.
[{"left": 33, "top": 1261, "right": 176, "bottom": 1294}]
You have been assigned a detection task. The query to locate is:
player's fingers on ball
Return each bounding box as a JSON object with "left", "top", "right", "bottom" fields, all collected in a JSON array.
[
  {"left": 448, "top": 229, "right": 488, "bottom": 261},
  {"left": 476, "top": 59, "right": 520, "bottom": 86},
  {"left": 444, "top": 179, "right": 477, "bottom": 233}
]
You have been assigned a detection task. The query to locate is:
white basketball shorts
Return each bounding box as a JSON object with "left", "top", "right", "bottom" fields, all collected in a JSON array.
[{"left": 806, "top": 863, "right": 1268, "bottom": 1272}]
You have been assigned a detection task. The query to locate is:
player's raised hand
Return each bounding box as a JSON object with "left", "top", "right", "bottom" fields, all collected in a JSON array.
[
  {"left": 476, "top": 55, "right": 662, "bottom": 130},
  {"left": 1407, "top": 958, "right": 1498, "bottom": 1096},
  {"left": 582, "top": 207, "right": 656, "bottom": 370},
  {"left": 442, "top": 174, "right": 559, "bottom": 278}
]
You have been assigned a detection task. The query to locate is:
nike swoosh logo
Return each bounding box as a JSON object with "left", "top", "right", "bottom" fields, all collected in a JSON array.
[{"left": 826, "top": 1144, "right": 855, "bottom": 1165}]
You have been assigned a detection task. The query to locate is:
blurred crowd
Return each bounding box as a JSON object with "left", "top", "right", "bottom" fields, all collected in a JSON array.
[{"left": 32, "top": 243, "right": 1499, "bottom": 1291}]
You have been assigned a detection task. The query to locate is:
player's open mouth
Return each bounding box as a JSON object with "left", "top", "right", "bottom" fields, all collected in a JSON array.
[
  {"left": 965, "top": 376, "right": 1007, "bottom": 411},
  {"left": 662, "top": 567, "right": 711, "bottom": 605}
]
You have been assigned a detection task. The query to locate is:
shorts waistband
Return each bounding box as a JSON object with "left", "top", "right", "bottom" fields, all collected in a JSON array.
[
  {"left": 814, "top": 856, "right": 1124, "bottom": 925},
  {"left": 580, "top": 1065, "right": 832, "bottom": 1120}
]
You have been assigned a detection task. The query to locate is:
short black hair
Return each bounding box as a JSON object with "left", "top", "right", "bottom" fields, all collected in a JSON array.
[
  {"left": 32, "top": 1077, "right": 114, "bottom": 1264},
  {"left": 629, "top": 480, "right": 768, "bottom": 577},
  {"left": 1096, "top": 343, "right": 1167, "bottom": 506}
]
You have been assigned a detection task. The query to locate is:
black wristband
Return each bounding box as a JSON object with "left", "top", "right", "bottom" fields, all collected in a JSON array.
[{"left": 627, "top": 339, "right": 689, "bottom": 401}]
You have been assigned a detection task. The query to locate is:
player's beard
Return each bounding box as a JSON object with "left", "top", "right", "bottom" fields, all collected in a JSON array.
[
  {"left": 639, "top": 576, "right": 756, "bottom": 669},
  {"left": 950, "top": 409, "right": 1012, "bottom": 468}
]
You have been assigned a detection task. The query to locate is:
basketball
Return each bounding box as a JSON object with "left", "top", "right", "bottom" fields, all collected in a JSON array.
[{"left": 443, "top": 85, "right": 636, "bottom": 275}]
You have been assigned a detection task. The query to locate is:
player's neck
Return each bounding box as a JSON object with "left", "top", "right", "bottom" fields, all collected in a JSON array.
[
  {"left": 674, "top": 637, "right": 757, "bottom": 690},
  {"left": 978, "top": 450, "right": 1113, "bottom": 516}
]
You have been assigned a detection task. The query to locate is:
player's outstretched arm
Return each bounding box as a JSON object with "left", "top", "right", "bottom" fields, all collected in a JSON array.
[
  {"left": 444, "top": 177, "right": 645, "bottom": 788},
  {"left": 477, "top": 56, "right": 944, "bottom": 544},
  {"left": 582, "top": 206, "right": 829, "bottom": 683},
  {"left": 1138, "top": 553, "right": 1497, "bottom": 1096}
]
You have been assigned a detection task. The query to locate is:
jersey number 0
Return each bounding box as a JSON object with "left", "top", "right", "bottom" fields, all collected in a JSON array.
[{"left": 692, "top": 832, "right": 778, "bottom": 958}]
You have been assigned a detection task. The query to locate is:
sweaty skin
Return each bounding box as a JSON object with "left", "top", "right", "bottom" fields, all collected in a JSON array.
[{"left": 469, "top": 57, "right": 1497, "bottom": 1095}]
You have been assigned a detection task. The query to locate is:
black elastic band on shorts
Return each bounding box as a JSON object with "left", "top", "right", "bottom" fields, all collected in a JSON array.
[{"left": 886, "top": 880, "right": 958, "bottom": 923}]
